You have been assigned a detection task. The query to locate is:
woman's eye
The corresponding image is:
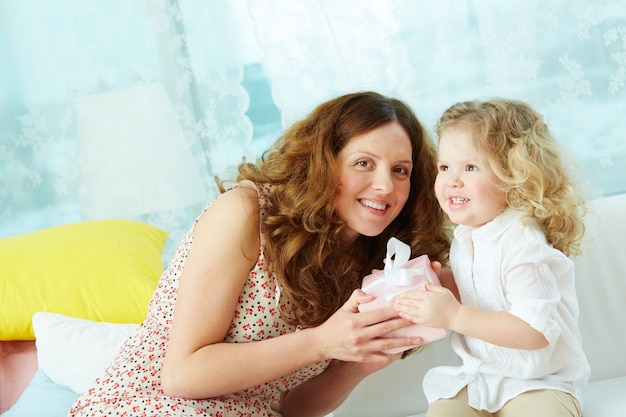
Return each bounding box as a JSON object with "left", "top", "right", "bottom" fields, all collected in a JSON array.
[
  {"left": 356, "top": 160, "right": 371, "bottom": 168},
  {"left": 393, "top": 166, "right": 410, "bottom": 176}
]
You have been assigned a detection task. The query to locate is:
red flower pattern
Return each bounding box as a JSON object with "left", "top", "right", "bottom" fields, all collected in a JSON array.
[{"left": 68, "top": 184, "right": 330, "bottom": 417}]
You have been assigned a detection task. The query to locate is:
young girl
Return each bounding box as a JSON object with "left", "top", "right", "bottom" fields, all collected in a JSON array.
[{"left": 395, "top": 98, "right": 590, "bottom": 417}]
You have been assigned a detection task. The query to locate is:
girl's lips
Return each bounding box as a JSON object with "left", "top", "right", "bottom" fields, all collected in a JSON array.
[{"left": 450, "top": 197, "right": 469, "bottom": 204}]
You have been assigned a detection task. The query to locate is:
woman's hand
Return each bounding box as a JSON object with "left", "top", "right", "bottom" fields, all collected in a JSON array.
[
  {"left": 312, "top": 289, "right": 422, "bottom": 367},
  {"left": 280, "top": 291, "right": 416, "bottom": 417}
]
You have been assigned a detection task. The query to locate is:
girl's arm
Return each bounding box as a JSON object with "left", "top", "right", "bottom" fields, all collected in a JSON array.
[
  {"left": 161, "top": 185, "right": 420, "bottom": 400},
  {"left": 395, "top": 282, "right": 548, "bottom": 350}
]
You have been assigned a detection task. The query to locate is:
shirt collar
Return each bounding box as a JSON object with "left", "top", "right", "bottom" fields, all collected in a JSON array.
[{"left": 453, "top": 208, "right": 527, "bottom": 244}]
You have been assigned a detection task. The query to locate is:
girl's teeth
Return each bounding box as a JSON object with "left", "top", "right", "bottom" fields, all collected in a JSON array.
[
  {"left": 361, "top": 199, "right": 386, "bottom": 210},
  {"left": 452, "top": 198, "right": 467, "bottom": 204}
]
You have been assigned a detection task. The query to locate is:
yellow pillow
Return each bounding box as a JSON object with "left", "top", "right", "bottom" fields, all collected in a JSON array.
[{"left": 0, "top": 219, "right": 168, "bottom": 340}]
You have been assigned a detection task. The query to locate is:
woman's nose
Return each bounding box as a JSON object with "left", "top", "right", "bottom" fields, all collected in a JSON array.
[{"left": 372, "top": 170, "right": 393, "bottom": 193}]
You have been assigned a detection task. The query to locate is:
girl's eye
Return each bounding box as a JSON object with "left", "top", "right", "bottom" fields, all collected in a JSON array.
[
  {"left": 438, "top": 164, "right": 449, "bottom": 172},
  {"left": 467, "top": 165, "right": 478, "bottom": 172}
]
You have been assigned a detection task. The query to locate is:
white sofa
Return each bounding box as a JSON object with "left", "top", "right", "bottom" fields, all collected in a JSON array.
[
  {"left": 2, "top": 195, "right": 623, "bottom": 417},
  {"left": 331, "top": 192, "right": 626, "bottom": 417}
]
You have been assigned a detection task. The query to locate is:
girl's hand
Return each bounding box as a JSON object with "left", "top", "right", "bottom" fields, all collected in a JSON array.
[
  {"left": 394, "top": 281, "right": 460, "bottom": 329},
  {"left": 312, "top": 289, "right": 422, "bottom": 367},
  {"left": 431, "top": 262, "right": 460, "bottom": 301}
]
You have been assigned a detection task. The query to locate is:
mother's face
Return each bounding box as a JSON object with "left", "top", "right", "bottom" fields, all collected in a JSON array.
[{"left": 334, "top": 122, "right": 413, "bottom": 242}]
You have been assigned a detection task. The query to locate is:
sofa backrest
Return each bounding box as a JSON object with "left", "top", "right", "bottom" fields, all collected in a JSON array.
[{"left": 574, "top": 192, "right": 626, "bottom": 382}]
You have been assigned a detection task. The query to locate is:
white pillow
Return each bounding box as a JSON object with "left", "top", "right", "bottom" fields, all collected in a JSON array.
[{"left": 32, "top": 312, "right": 139, "bottom": 394}]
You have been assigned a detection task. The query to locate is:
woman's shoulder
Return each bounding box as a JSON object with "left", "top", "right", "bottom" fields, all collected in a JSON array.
[
  {"left": 196, "top": 182, "right": 262, "bottom": 235},
  {"left": 226, "top": 180, "right": 273, "bottom": 214},
  {"left": 215, "top": 180, "right": 262, "bottom": 211}
]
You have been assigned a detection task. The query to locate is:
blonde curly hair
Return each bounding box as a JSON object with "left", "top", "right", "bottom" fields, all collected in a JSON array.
[
  {"left": 219, "top": 91, "right": 450, "bottom": 328},
  {"left": 436, "top": 98, "right": 586, "bottom": 257}
]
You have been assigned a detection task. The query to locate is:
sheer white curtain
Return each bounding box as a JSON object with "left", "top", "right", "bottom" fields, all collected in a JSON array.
[
  {"left": 1, "top": 0, "right": 255, "bottom": 259},
  {"left": 251, "top": 0, "right": 626, "bottom": 196},
  {"left": 1, "top": 0, "right": 624, "bottom": 261}
]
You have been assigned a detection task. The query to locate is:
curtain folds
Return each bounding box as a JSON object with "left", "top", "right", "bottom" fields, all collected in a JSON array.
[{"left": 1, "top": 0, "right": 625, "bottom": 261}]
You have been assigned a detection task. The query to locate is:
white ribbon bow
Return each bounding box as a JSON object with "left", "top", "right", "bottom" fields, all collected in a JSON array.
[{"left": 363, "top": 237, "right": 430, "bottom": 301}]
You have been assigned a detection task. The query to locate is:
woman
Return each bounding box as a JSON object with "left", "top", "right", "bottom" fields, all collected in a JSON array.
[{"left": 69, "top": 91, "right": 450, "bottom": 417}]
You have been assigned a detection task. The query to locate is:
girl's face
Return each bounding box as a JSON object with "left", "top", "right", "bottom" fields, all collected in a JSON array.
[
  {"left": 434, "top": 124, "right": 507, "bottom": 228},
  {"left": 335, "top": 122, "right": 413, "bottom": 242}
]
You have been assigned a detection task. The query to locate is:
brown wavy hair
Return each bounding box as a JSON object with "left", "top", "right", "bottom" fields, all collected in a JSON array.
[
  {"left": 219, "top": 91, "right": 449, "bottom": 328},
  {"left": 437, "top": 98, "right": 586, "bottom": 257}
]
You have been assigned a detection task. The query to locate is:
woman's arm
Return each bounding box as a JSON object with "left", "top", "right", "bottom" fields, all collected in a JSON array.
[
  {"left": 280, "top": 359, "right": 394, "bottom": 417},
  {"left": 161, "top": 186, "right": 421, "bottom": 400},
  {"left": 162, "top": 185, "right": 321, "bottom": 398},
  {"left": 280, "top": 292, "right": 415, "bottom": 417}
]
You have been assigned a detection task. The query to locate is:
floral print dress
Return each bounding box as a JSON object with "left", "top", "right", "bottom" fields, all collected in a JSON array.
[{"left": 69, "top": 183, "right": 330, "bottom": 417}]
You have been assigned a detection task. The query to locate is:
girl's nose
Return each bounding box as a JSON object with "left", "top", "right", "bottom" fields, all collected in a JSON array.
[{"left": 447, "top": 174, "right": 462, "bottom": 188}]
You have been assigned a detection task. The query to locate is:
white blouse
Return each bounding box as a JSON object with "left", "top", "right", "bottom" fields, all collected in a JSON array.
[{"left": 423, "top": 209, "right": 590, "bottom": 412}]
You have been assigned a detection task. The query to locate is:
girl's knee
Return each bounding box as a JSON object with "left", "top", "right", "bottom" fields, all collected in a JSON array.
[
  {"left": 427, "top": 387, "right": 492, "bottom": 417},
  {"left": 499, "top": 390, "right": 581, "bottom": 417}
]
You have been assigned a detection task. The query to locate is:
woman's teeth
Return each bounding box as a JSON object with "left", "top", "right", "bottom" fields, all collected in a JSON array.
[{"left": 360, "top": 199, "right": 386, "bottom": 210}]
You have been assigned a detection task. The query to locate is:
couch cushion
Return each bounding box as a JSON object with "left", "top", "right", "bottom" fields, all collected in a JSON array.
[
  {"left": 33, "top": 312, "right": 139, "bottom": 395},
  {"left": 582, "top": 376, "right": 626, "bottom": 417},
  {"left": 1, "top": 370, "right": 79, "bottom": 417},
  {"left": 574, "top": 193, "right": 626, "bottom": 382},
  {"left": 0, "top": 219, "right": 167, "bottom": 340}
]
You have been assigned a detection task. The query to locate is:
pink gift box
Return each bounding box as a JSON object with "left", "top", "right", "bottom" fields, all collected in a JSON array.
[{"left": 358, "top": 238, "right": 447, "bottom": 354}]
